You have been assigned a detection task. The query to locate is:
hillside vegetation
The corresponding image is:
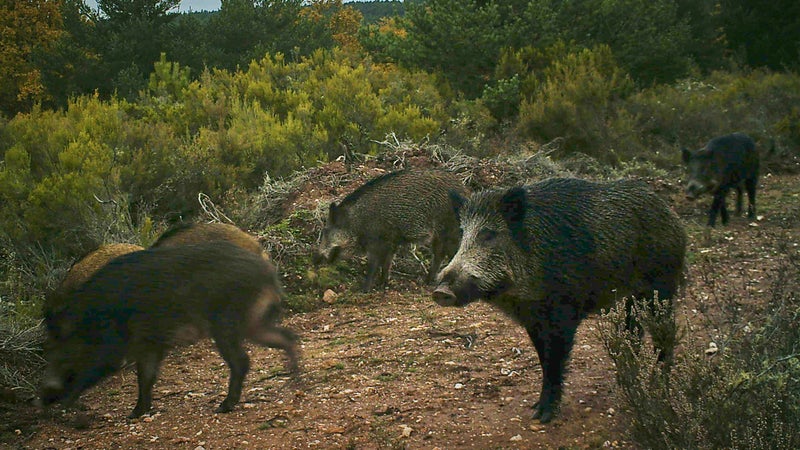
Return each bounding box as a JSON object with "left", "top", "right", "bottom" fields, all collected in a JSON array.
[{"left": 1, "top": 0, "right": 800, "bottom": 448}]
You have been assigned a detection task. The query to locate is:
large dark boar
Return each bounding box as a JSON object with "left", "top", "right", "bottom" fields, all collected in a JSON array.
[
  {"left": 152, "top": 221, "right": 267, "bottom": 259},
  {"left": 39, "top": 241, "right": 298, "bottom": 419},
  {"left": 60, "top": 243, "right": 144, "bottom": 291},
  {"left": 681, "top": 132, "right": 759, "bottom": 226},
  {"left": 314, "top": 169, "right": 466, "bottom": 292},
  {"left": 432, "top": 178, "right": 687, "bottom": 423}
]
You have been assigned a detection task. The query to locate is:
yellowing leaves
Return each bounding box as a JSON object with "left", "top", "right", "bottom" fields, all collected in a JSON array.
[{"left": 0, "top": 0, "right": 64, "bottom": 114}]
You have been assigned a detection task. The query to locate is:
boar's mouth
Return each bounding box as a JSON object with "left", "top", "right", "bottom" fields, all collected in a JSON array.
[
  {"left": 312, "top": 246, "right": 341, "bottom": 265},
  {"left": 432, "top": 281, "right": 482, "bottom": 307},
  {"left": 39, "top": 387, "right": 65, "bottom": 406},
  {"left": 39, "top": 371, "right": 75, "bottom": 407},
  {"left": 685, "top": 180, "right": 718, "bottom": 199}
]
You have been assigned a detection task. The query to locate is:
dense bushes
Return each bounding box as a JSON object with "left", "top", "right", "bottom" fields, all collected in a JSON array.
[
  {"left": 0, "top": 49, "right": 450, "bottom": 260},
  {"left": 512, "top": 50, "right": 800, "bottom": 166},
  {"left": 516, "top": 44, "right": 634, "bottom": 162}
]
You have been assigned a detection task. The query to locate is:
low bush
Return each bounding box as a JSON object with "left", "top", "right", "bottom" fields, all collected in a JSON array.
[{"left": 599, "top": 241, "right": 800, "bottom": 449}]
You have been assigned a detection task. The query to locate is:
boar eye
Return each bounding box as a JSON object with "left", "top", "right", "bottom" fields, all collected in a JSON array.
[{"left": 477, "top": 228, "right": 497, "bottom": 243}]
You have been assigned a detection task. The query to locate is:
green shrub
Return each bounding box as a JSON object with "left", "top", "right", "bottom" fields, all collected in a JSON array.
[
  {"left": 622, "top": 69, "right": 800, "bottom": 161},
  {"left": 599, "top": 242, "right": 800, "bottom": 449},
  {"left": 517, "top": 44, "right": 634, "bottom": 163}
]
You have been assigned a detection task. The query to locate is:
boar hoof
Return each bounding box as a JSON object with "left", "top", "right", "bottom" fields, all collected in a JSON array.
[
  {"left": 128, "top": 408, "right": 149, "bottom": 419},
  {"left": 432, "top": 284, "right": 456, "bottom": 305},
  {"left": 215, "top": 401, "right": 236, "bottom": 414},
  {"left": 532, "top": 401, "right": 556, "bottom": 424}
]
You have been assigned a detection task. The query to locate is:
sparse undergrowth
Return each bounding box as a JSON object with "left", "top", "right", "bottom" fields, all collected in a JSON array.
[{"left": 599, "top": 237, "right": 800, "bottom": 449}]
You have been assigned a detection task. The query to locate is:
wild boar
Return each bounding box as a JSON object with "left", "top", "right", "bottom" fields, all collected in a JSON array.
[
  {"left": 152, "top": 221, "right": 268, "bottom": 259},
  {"left": 682, "top": 132, "right": 759, "bottom": 226},
  {"left": 432, "top": 178, "right": 687, "bottom": 423},
  {"left": 314, "top": 169, "right": 466, "bottom": 291},
  {"left": 39, "top": 241, "right": 298, "bottom": 418},
  {"left": 59, "top": 243, "right": 144, "bottom": 291}
]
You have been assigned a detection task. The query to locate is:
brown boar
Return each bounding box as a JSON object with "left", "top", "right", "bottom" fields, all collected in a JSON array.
[
  {"left": 39, "top": 241, "right": 298, "bottom": 419},
  {"left": 152, "top": 222, "right": 268, "bottom": 259},
  {"left": 314, "top": 169, "right": 466, "bottom": 291},
  {"left": 59, "top": 243, "right": 144, "bottom": 291}
]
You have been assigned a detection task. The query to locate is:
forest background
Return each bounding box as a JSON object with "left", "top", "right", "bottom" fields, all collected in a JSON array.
[{"left": 3, "top": 0, "right": 799, "bottom": 257}]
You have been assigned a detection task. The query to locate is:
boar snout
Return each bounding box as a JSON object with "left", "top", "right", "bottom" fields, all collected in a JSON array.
[
  {"left": 313, "top": 246, "right": 340, "bottom": 265},
  {"left": 38, "top": 386, "right": 63, "bottom": 407},
  {"left": 432, "top": 269, "right": 483, "bottom": 306},
  {"left": 685, "top": 181, "right": 705, "bottom": 200},
  {"left": 432, "top": 283, "right": 457, "bottom": 306},
  {"left": 311, "top": 250, "right": 324, "bottom": 266}
]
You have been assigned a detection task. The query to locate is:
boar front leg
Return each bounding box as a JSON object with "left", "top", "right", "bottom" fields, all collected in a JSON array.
[
  {"left": 130, "top": 348, "right": 165, "bottom": 418},
  {"left": 526, "top": 304, "right": 580, "bottom": 424}
]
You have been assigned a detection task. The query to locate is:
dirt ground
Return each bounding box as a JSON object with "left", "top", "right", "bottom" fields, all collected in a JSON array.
[{"left": 3, "top": 169, "right": 798, "bottom": 450}]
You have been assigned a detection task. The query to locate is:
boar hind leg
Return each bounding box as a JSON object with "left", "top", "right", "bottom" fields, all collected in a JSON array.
[
  {"left": 735, "top": 185, "right": 744, "bottom": 216},
  {"left": 211, "top": 328, "right": 250, "bottom": 413},
  {"left": 249, "top": 326, "right": 299, "bottom": 376},
  {"left": 526, "top": 306, "right": 579, "bottom": 424},
  {"left": 745, "top": 178, "right": 757, "bottom": 218},
  {"left": 130, "top": 349, "right": 166, "bottom": 418}
]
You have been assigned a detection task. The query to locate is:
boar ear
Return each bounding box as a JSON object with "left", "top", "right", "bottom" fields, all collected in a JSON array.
[
  {"left": 681, "top": 147, "right": 691, "bottom": 164},
  {"left": 500, "top": 187, "right": 530, "bottom": 251},
  {"left": 448, "top": 190, "right": 467, "bottom": 221}
]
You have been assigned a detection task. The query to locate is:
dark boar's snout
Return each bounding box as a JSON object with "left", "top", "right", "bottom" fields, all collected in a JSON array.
[
  {"left": 432, "top": 268, "right": 483, "bottom": 307},
  {"left": 432, "top": 283, "right": 457, "bottom": 306},
  {"left": 311, "top": 250, "right": 324, "bottom": 266},
  {"left": 38, "top": 381, "right": 64, "bottom": 407}
]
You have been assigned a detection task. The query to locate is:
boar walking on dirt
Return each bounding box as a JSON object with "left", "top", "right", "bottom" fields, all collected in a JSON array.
[
  {"left": 152, "top": 221, "right": 268, "bottom": 259},
  {"left": 432, "top": 178, "right": 687, "bottom": 424},
  {"left": 39, "top": 241, "right": 298, "bottom": 419},
  {"left": 313, "top": 169, "right": 466, "bottom": 292},
  {"left": 682, "top": 132, "right": 759, "bottom": 227},
  {"left": 59, "top": 243, "right": 144, "bottom": 292}
]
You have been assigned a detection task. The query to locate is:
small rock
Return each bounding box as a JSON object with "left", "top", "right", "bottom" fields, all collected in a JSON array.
[
  {"left": 510, "top": 434, "right": 523, "bottom": 441},
  {"left": 194, "top": 447, "right": 205, "bottom": 450},
  {"left": 454, "top": 383, "right": 464, "bottom": 389},
  {"left": 322, "top": 289, "right": 338, "bottom": 304},
  {"left": 319, "top": 425, "right": 345, "bottom": 434},
  {"left": 606, "top": 407, "right": 615, "bottom": 416},
  {"left": 705, "top": 342, "right": 718, "bottom": 356},
  {"left": 399, "top": 424, "right": 413, "bottom": 438}
]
